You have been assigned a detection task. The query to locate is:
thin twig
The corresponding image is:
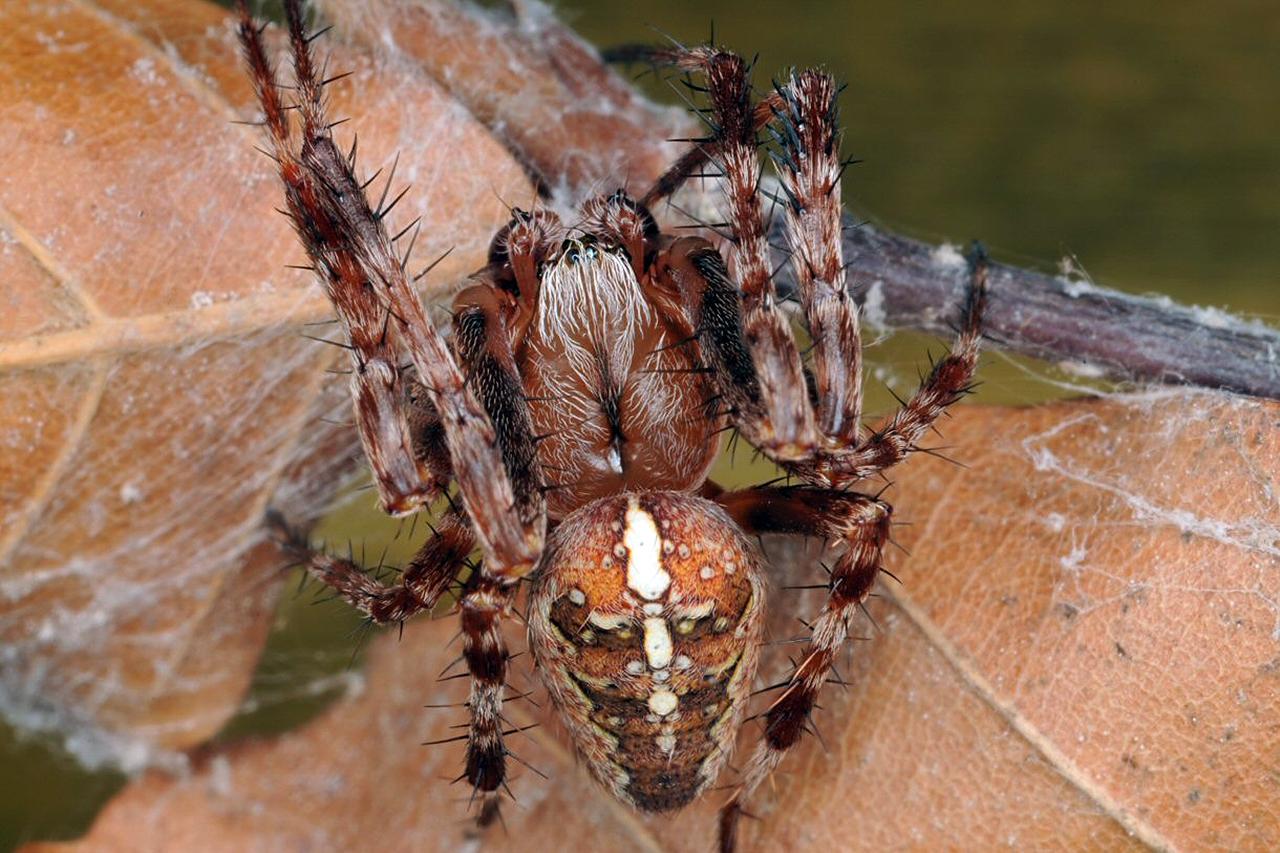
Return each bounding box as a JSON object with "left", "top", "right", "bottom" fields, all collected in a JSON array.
[{"left": 768, "top": 217, "right": 1280, "bottom": 400}]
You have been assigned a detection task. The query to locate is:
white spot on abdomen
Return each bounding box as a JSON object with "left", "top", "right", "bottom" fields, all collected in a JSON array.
[
  {"left": 643, "top": 617, "right": 673, "bottom": 669},
  {"left": 648, "top": 689, "right": 678, "bottom": 717},
  {"left": 588, "top": 611, "right": 631, "bottom": 630},
  {"left": 624, "top": 500, "right": 669, "bottom": 600}
]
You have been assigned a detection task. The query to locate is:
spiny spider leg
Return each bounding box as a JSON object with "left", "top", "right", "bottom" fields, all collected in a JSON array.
[
  {"left": 772, "top": 58, "right": 989, "bottom": 487},
  {"left": 652, "top": 45, "right": 819, "bottom": 460},
  {"left": 239, "top": 0, "right": 548, "bottom": 820},
  {"left": 270, "top": 505, "right": 521, "bottom": 813},
  {"left": 796, "top": 247, "right": 988, "bottom": 487},
  {"left": 714, "top": 485, "right": 894, "bottom": 851},
  {"left": 601, "top": 43, "right": 782, "bottom": 210},
  {"left": 772, "top": 70, "right": 864, "bottom": 447},
  {"left": 268, "top": 509, "right": 475, "bottom": 624},
  {"left": 761, "top": 71, "right": 988, "bottom": 486},
  {"left": 639, "top": 94, "right": 783, "bottom": 211},
  {"left": 237, "top": 1, "right": 437, "bottom": 516},
  {"left": 237, "top": 1, "right": 542, "bottom": 579},
  {"left": 634, "top": 44, "right": 989, "bottom": 490}
]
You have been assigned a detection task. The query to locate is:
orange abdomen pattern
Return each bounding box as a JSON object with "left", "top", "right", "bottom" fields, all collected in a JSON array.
[{"left": 529, "top": 492, "right": 765, "bottom": 811}]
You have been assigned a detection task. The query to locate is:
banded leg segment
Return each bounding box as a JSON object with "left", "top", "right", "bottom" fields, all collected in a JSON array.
[
  {"left": 714, "top": 486, "right": 893, "bottom": 852},
  {"left": 774, "top": 70, "right": 864, "bottom": 446},
  {"left": 269, "top": 509, "right": 475, "bottom": 624},
  {"left": 661, "top": 46, "right": 818, "bottom": 458},
  {"left": 800, "top": 247, "right": 988, "bottom": 486},
  {"left": 237, "top": 4, "right": 438, "bottom": 515},
  {"left": 271, "top": 511, "right": 516, "bottom": 806},
  {"left": 456, "top": 573, "right": 518, "bottom": 803}
]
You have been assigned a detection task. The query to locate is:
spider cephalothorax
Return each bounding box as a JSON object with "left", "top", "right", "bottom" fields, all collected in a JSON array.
[
  {"left": 241, "top": 3, "right": 987, "bottom": 849},
  {"left": 478, "top": 199, "right": 722, "bottom": 517}
]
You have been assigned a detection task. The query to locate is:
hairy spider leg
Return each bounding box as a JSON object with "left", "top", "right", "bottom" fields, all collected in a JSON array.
[
  {"left": 659, "top": 46, "right": 819, "bottom": 461},
  {"left": 238, "top": 0, "right": 549, "bottom": 820},
  {"left": 772, "top": 70, "right": 865, "bottom": 447},
  {"left": 713, "top": 486, "right": 893, "bottom": 850},
  {"left": 269, "top": 510, "right": 474, "bottom": 625},
  {"left": 634, "top": 45, "right": 989, "bottom": 490},
  {"left": 795, "top": 249, "right": 987, "bottom": 487},
  {"left": 237, "top": 0, "right": 541, "bottom": 571},
  {"left": 236, "top": 1, "right": 436, "bottom": 516}
]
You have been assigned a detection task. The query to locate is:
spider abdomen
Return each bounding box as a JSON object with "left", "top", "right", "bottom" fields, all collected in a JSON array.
[{"left": 528, "top": 491, "right": 765, "bottom": 811}]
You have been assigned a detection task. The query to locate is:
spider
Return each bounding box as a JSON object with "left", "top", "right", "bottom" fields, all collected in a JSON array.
[{"left": 239, "top": 2, "right": 987, "bottom": 849}]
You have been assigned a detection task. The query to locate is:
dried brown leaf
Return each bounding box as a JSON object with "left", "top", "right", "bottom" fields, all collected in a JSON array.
[
  {"left": 30, "top": 392, "right": 1280, "bottom": 850},
  {"left": 312, "top": 0, "right": 688, "bottom": 198},
  {"left": 0, "top": 0, "right": 530, "bottom": 755}
]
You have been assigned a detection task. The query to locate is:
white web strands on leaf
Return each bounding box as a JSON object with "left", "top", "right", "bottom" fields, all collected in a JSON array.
[
  {"left": 1018, "top": 386, "right": 1280, "bottom": 640},
  {"left": 0, "top": 4, "right": 530, "bottom": 773}
]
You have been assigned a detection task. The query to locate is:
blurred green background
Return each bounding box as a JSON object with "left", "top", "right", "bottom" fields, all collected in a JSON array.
[
  {"left": 3, "top": 0, "right": 1277, "bottom": 849},
  {"left": 583, "top": 1, "right": 1279, "bottom": 313}
]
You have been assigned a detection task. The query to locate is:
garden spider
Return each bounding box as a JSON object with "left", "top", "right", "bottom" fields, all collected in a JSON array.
[{"left": 240, "top": 2, "right": 986, "bottom": 849}]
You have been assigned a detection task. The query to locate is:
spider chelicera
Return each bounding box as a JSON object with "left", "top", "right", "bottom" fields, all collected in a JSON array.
[{"left": 240, "top": 2, "right": 987, "bottom": 849}]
